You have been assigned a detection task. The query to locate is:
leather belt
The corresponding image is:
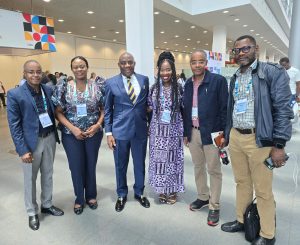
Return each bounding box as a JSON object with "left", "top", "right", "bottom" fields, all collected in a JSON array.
[
  {"left": 38, "top": 131, "right": 53, "bottom": 138},
  {"left": 192, "top": 125, "right": 200, "bottom": 130},
  {"left": 235, "top": 128, "right": 255, "bottom": 134}
]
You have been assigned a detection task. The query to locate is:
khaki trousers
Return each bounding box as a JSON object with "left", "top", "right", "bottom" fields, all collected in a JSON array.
[
  {"left": 188, "top": 128, "right": 222, "bottom": 210},
  {"left": 229, "top": 128, "right": 275, "bottom": 239}
]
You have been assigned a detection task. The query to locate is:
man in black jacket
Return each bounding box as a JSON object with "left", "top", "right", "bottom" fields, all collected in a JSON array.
[
  {"left": 221, "top": 35, "right": 293, "bottom": 245},
  {"left": 183, "top": 50, "right": 228, "bottom": 226}
]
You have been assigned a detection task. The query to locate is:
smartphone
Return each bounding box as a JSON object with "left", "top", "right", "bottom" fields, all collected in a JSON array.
[{"left": 264, "top": 154, "right": 289, "bottom": 170}]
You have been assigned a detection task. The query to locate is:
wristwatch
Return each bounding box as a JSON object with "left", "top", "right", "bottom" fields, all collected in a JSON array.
[{"left": 274, "top": 143, "right": 284, "bottom": 149}]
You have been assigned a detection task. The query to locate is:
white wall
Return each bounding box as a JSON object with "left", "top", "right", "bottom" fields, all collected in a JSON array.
[{"left": 0, "top": 32, "right": 192, "bottom": 90}]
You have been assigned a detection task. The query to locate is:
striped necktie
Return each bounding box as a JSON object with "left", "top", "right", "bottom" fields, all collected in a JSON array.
[{"left": 127, "top": 77, "right": 137, "bottom": 104}]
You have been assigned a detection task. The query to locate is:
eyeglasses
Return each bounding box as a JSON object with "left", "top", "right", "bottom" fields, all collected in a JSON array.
[
  {"left": 190, "top": 60, "right": 206, "bottom": 66},
  {"left": 231, "top": 45, "right": 255, "bottom": 55},
  {"left": 119, "top": 61, "right": 134, "bottom": 66},
  {"left": 25, "top": 70, "right": 42, "bottom": 76}
]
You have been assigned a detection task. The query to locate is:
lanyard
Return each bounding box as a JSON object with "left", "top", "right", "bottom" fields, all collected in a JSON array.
[
  {"left": 234, "top": 78, "right": 252, "bottom": 98},
  {"left": 32, "top": 87, "right": 48, "bottom": 114},
  {"left": 72, "top": 80, "right": 89, "bottom": 104}
]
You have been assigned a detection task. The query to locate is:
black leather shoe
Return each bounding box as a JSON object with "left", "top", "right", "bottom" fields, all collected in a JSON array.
[
  {"left": 41, "top": 205, "right": 64, "bottom": 216},
  {"left": 115, "top": 196, "right": 127, "bottom": 212},
  {"left": 134, "top": 195, "right": 150, "bottom": 208},
  {"left": 74, "top": 205, "right": 84, "bottom": 215},
  {"left": 221, "top": 220, "right": 244, "bottom": 232},
  {"left": 189, "top": 199, "right": 209, "bottom": 211},
  {"left": 252, "top": 236, "right": 275, "bottom": 245},
  {"left": 86, "top": 200, "right": 98, "bottom": 210},
  {"left": 29, "top": 215, "right": 40, "bottom": 231}
]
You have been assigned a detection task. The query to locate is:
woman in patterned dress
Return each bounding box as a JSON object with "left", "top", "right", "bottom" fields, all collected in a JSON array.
[
  {"left": 52, "top": 56, "right": 104, "bottom": 214},
  {"left": 148, "top": 57, "right": 184, "bottom": 204}
]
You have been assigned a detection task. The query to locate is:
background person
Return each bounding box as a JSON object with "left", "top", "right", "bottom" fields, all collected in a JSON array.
[
  {"left": 148, "top": 56, "right": 184, "bottom": 205},
  {"left": 0, "top": 80, "right": 6, "bottom": 107},
  {"left": 7, "top": 60, "right": 63, "bottom": 231},
  {"left": 52, "top": 56, "right": 104, "bottom": 215}
]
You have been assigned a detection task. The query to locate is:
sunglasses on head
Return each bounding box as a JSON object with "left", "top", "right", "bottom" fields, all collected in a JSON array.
[{"left": 232, "top": 45, "right": 255, "bottom": 55}]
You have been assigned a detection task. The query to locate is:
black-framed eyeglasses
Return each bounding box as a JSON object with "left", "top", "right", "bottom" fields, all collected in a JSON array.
[{"left": 232, "top": 45, "right": 255, "bottom": 55}]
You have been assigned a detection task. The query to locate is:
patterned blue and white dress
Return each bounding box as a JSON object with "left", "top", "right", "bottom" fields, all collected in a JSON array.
[{"left": 148, "top": 84, "right": 185, "bottom": 194}]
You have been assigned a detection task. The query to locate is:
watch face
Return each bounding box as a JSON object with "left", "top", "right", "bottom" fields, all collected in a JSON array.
[{"left": 275, "top": 143, "right": 284, "bottom": 149}]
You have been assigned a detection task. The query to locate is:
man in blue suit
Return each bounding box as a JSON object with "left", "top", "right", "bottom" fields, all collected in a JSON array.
[
  {"left": 7, "top": 60, "right": 63, "bottom": 231},
  {"left": 105, "top": 52, "right": 150, "bottom": 212}
]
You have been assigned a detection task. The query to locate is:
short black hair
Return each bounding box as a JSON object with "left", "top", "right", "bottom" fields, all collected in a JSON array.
[
  {"left": 279, "top": 57, "right": 289, "bottom": 63},
  {"left": 157, "top": 51, "right": 175, "bottom": 67},
  {"left": 70, "top": 56, "right": 89, "bottom": 69},
  {"left": 234, "top": 35, "right": 256, "bottom": 46}
]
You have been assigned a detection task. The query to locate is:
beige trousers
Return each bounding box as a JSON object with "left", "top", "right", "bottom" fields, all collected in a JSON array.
[
  {"left": 188, "top": 128, "right": 222, "bottom": 210},
  {"left": 229, "top": 128, "right": 275, "bottom": 239}
]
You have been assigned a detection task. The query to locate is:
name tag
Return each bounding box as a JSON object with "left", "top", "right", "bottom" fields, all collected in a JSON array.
[
  {"left": 236, "top": 98, "right": 248, "bottom": 114},
  {"left": 39, "top": 113, "right": 53, "bottom": 128},
  {"left": 161, "top": 109, "right": 171, "bottom": 123},
  {"left": 76, "top": 104, "right": 87, "bottom": 117},
  {"left": 192, "top": 107, "right": 198, "bottom": 119}
]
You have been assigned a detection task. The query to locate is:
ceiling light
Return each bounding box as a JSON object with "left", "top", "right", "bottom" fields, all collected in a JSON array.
[
  {"left": 264, "top": 39, "right": 267, "bottom": 42},
  {"left": 174, "top": 35, "right": 179, "bottom": 38},
  {"left": 183, "top": 51, "right": 186, "bottom": 53},
  {"left": 205, "top": 43, "right": 209, "bottom": 46},
  {"left": 154, "top": 11, "right": 160, "bottom": 15},
  {"left": 87, "top": 11, "right": 94, "bottom": 14},
  {"left": 58, "top": 19, "right": 64, "bottom": 22},
  {"left": 260, "top": 36, "right": 264, "bottom": 39},
  {"left": 255, "top": 33, "right": 260, "bottom": 36},
  {"left": 185, "top": 45, "right": 188, "bottom": 48},
  {"left": 113, "top": 39, "right": 117, "bottom": 42},
  {"left": 43, "top": 0, "right": 51, "bottom": 2},
  {"left": 67, "top": 31, "right": 72, "bottom": 34},
  {"left": 186, "top": 38, "right": 191, "bottom": 41},
  {"left": 228, "top": 40, "right": 232, "bottom": 43},
  {"left": 250, "top": 29, "right": 255, "bottom": 32},
  {"left": 119, "top": 19, "right": 124, "bottom": 23},
  {"left": 160, "top": 31, "right": 165, "bottom": 34},
  {"left": 90, "top": 26, "right": 96, "bottom": 29},
  {"left": 115, "top": 31, "right": 119, "bottom": 34},
  {"left": 223, "top": 10, "right": 229, "bottom": 14},
  {"left": 174, "top": 19, "right": 180, "bottom": 23},
  {"left": 92, "top": 36, "right": 96, "bottom": 38},
  {"left": 267, "top": 41, "right": 271, "bottom": 43},
  {"left": 243, "top": 24, "right": 248, "bottom": 27},
  {"left": 175, "top": 49, "right": 178, "bottom": 52},
  {"left": 175, "top": 44, "right": 179, "bottom": 46},
  {"left": 197, "top": 41, "right": 201, "bottom": 43},
  {"left": 234, "top": 18, "right": 240, "bottom": 21},
  {"left": 193, "top": 47, "right": 196, "bottom": 50},
  {"left": 190, "top": 25, "right": 196, "bottom": 29},
  {"left": 155, "top": 46, "right": 159, "bottom": 48},
  {"left": 166, "top": 48, "right": 170, "bottom": 50},
  {"left": 203, "top": 30, "right": 208, "bottom": 34},
  {"left": 164, "top": 41, "right": 168, "bottom": 44}
]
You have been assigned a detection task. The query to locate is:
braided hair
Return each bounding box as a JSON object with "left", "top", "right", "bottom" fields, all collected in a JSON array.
[{"left": 154, "top": 58, "right": 180, "bottom": 121}]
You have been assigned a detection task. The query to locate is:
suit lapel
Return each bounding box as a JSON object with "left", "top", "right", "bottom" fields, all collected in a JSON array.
[
  {"left": 22, "top": 83, "right": 38, "bottom": 112},
  {"left": 116, "top": 74, "right": 132, "bottom": 104}
]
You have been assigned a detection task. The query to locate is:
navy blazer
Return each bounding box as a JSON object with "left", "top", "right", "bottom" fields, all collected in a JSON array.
[
  {"left": 104, "top": 73, "right": 149, "bottom": 140},
  {"left": 7, "top": 83, "right": 59, "bottom": 156},
  {"left": 183, "top": 71, "right": 228, "bottom": 145}
]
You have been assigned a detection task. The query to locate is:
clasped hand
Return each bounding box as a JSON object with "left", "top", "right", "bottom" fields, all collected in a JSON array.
[{"left": 71, "top": 124, "right": 102, "bottom": 140}]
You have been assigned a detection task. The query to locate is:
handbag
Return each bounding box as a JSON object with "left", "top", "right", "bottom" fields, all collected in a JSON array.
[{"left": 244, "top": 198, "right": 260, "bottom": 242}]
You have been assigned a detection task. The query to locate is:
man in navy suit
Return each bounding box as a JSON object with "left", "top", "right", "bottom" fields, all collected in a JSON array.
[
  {"left": 105, "top": 52, "right": 150, "bottom": 212},
  {"left": 7, "top": 60, "right": 63, "bottom": 231}
]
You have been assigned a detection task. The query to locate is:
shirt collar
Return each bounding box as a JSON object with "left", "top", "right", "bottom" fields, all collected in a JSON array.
[
  {"left": 236, "top": 59, "right": 258, "bottom": 76},
  {"left": 26, "top": 81, "right": 41, "bottom": 96}
]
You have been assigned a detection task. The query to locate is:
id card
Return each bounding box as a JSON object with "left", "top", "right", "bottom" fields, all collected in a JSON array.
[
  {"left": 76, "top": 104, "right": 87, "bottom": 117},
  {"left": 161, "top": 109, "right": 171, "bottom": 123},
  {"left": 192, "top": 107, "right": 198, "bottom": 120},
  {"left": 39, "top": 113, "right": 53, "bottom": 128},
  {"left": 235, "top": 98, "right": 248, "bottom": 114}
]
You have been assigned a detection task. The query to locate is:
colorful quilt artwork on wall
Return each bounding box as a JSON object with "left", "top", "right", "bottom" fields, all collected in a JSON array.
[{"left": 22, "top": 13, "right": 56, "bottom": 51}]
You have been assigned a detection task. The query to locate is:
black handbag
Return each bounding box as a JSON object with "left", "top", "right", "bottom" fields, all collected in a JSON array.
[{"left": 244, "top": 198, "right": 260, "bottom": 242}]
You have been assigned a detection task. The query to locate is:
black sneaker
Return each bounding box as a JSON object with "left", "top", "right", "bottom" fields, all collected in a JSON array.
[
  {"left": 189, "top": 199, "right": 209, "bottom": 211},
  {"left": 207, "top": 209, "right": 220, "bottom": 226}
]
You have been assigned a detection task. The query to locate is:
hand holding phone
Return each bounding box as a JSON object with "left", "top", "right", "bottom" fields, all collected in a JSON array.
[{"left": 264, "top": 154, "right": 289, "bottom": 170}]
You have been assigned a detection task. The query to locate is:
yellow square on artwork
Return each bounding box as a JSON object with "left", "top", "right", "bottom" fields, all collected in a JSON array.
[
  {"left": 42, "top": 43, "right": 50, "bottom": 50},
  {"left": 24, "top": 32, "right": 33, "bottom": 41},
  {"left": 47, "top": 18, "right": 54, "bottom": 27}
]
